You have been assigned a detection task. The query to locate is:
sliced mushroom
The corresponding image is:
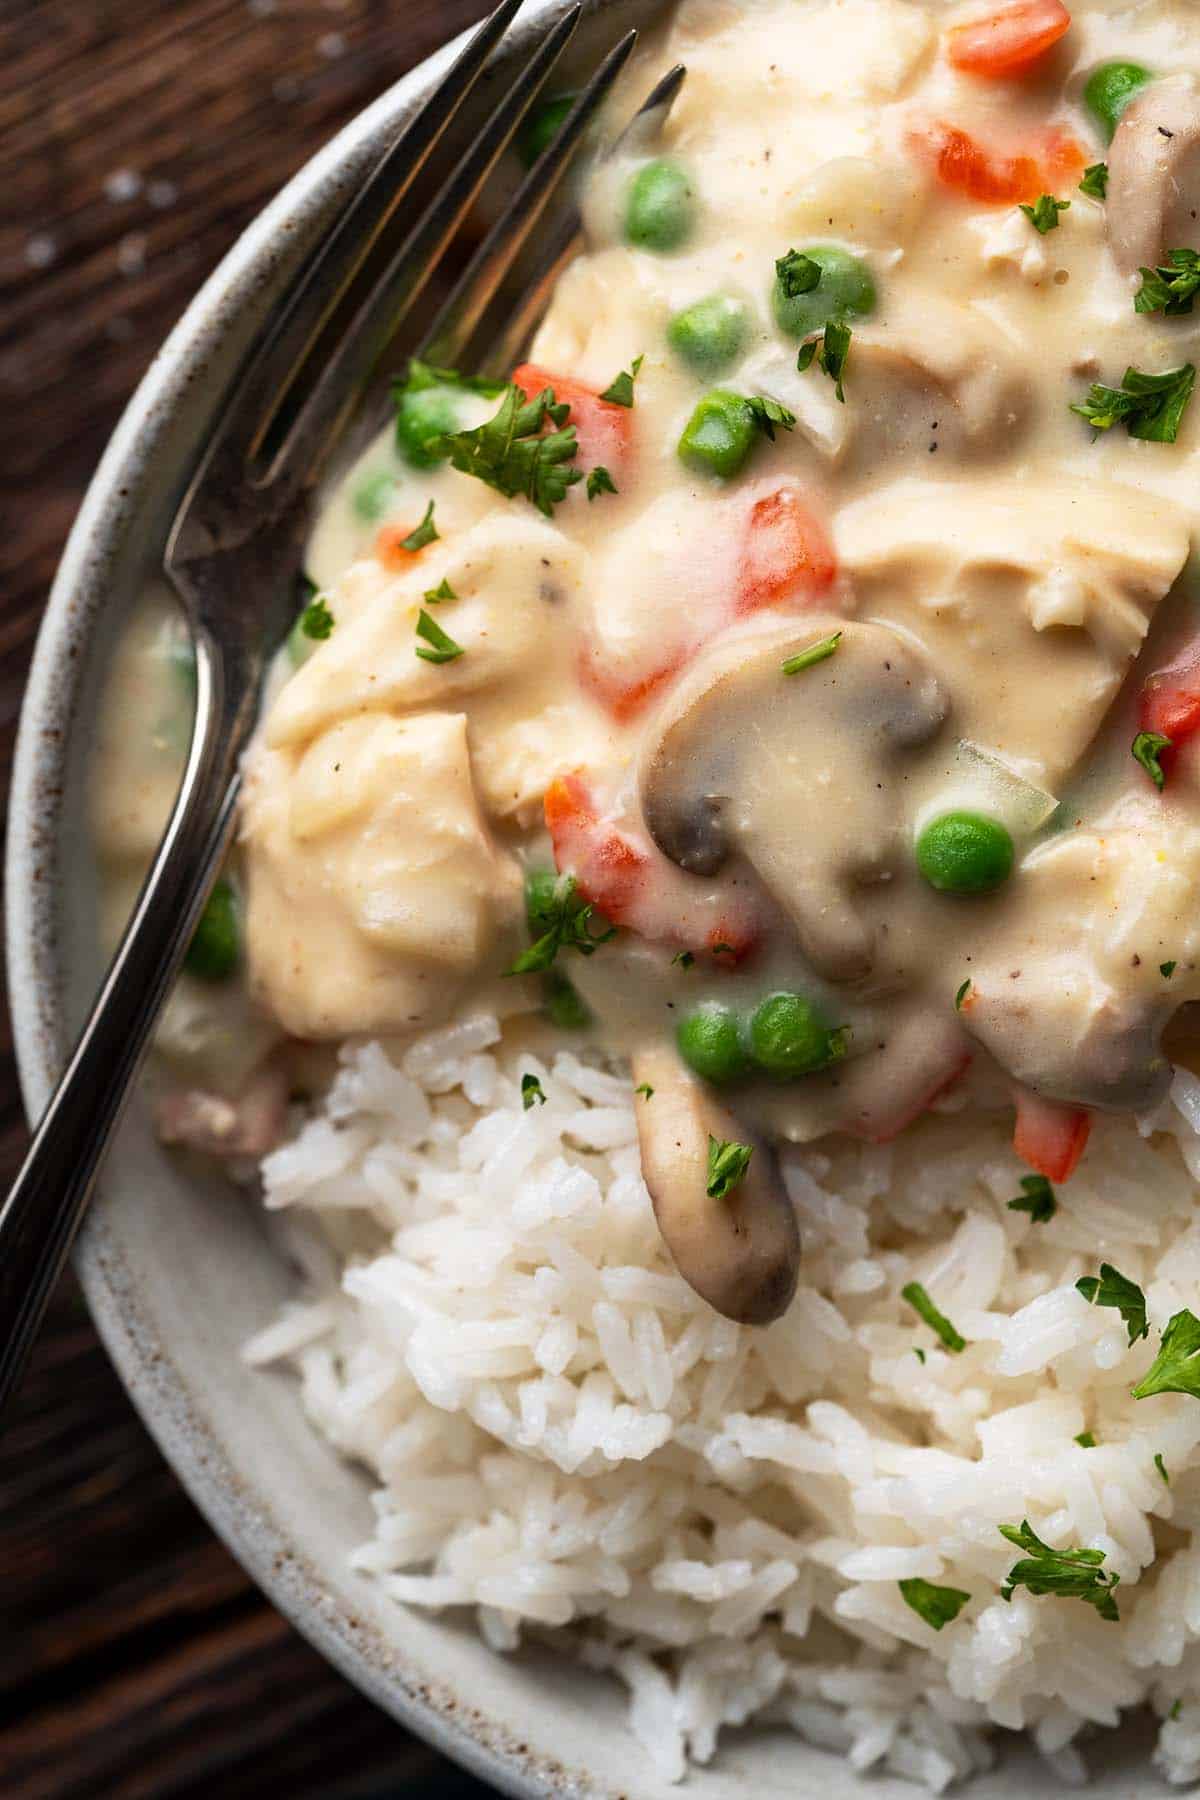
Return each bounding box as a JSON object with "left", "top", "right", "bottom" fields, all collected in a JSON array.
[
  {"left": 1106, "top": 74, "right": 1200, "bottom": 276},
  {"left": 639, "top": 617, "right": 948, "bottom": 983},
  {"left": 631, "top": 1044, "right": 800, "bottom": 1325},
  {"left": 157, "top": 1064, "right": 289, "bottom": 1159}
]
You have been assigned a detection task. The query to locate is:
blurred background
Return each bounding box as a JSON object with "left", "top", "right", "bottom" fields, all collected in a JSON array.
[{"left": 1, "top": 3, "right": 502, "bottom": 1793}]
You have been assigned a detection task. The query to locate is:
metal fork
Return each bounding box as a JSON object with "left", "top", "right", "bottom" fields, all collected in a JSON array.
[{"left": 0, "top": 0, "right": 666, "bottom": 1416}]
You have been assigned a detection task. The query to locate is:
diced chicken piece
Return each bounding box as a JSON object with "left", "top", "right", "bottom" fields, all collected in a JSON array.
[
  {"left": 837, "top": 476, "right": 1191, "bottom": 784},
  {"left": 241, "top": 711, "right": 521, "bottom": 1039}
]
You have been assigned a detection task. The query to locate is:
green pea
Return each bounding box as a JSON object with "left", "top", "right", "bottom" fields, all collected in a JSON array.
[
  {"left": 676, "top": 1002, "right": 751, "bottom": 1084},
  {"left": 544, "top": 970, "right": 592, "bottom": 1030},
  {"left": 772, "top": 244, "right": 876, "bottom": 341},
  {"left": 749, "top": 992, "right": 840, "bottom": 1077},
  {"left": 352, "top": 468, "right": 397, "bottom": 522},
  {"left": 667, "top": 294, "right": 750, "bottom": 376},
  {"left": 517, "top": 93, "right": 576, "bottom": 168},
  {"left": 915, "top": 811, "right": 1014, "bottom": 896},
  {"left": 185, "top": 878, "right": 241, "bottom": 982},
  {"left": 624, "top": 159, "right": 696, "bottom": 253},
  {"left": 395, "top": 385, "right": 461, "bottom": 468},
  {"left": 1083, "top": 60, "right": 1153, "bottom": 141},
  {"left": 677, "top": 389, "right": 757, "bottom": 479}
]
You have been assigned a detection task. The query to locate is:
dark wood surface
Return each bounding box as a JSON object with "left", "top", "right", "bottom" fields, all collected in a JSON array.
[{"left": 1, "top": 4, "right": 504, "bottom": 1793}]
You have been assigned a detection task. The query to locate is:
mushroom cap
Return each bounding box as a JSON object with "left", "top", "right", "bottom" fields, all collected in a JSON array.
[
  {"left": 639, "top": 617, "right": 948, "bottom": 981},
  {"left": 632, "top": 1044, "right": 800, "bottom": 1326},
  {"left": 1107, "top": 73, "right": 1200, "bottom": 276}
]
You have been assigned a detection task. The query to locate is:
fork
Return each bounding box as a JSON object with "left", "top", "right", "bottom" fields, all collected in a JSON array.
[{"left": 0, "top": 0, "right": 682, "bottom": 1416}]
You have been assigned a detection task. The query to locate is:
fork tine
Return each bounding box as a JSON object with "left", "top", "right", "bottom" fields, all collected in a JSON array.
[
  {"left": 168, "top": 0, "right": 527, "bottom": 558},
  {"left": 473, "top": 62, "right": 687, "bottom": 377},
  {"left": 259, "top": 3, "right": 584, "bottom": 497},
  {"left": 416, "top": 28, "right": 639, "bottom": 373}
]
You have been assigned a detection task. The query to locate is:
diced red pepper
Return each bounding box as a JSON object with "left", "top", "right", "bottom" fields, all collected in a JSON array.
[
  {"left": 1012, "top": 1085, "right": 1091, "bottom": 1182},
  {"left": 914, "top": 120, "right": 1085, "bottom": 204},
  {"left": 512, "top": 363, "right": 633, "bottom": 482},
  {"left": 1139, "top": 639, "right": 1200, "bottom": 755},
  {"left": 946, "top": 0, "right": 1071, "bottom": 77},
  {"left": 544, "top": 772, "right": 759, "bottom": 961},
  {"left": 576, "top": 647, "right": 686, "bottom": 725},
  {"left": 735, "top": 486, "right": 839, "bottom": 617}
]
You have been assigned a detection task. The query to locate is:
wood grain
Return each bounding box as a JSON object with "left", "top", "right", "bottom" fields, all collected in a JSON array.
[{"left": 0, "top": 3, "right": 499, "bottom": 1793}]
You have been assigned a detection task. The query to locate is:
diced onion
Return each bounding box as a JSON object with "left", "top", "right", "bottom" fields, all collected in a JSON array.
[{"left": 919, "top": 740, "right": 1059, "bottom": 837}]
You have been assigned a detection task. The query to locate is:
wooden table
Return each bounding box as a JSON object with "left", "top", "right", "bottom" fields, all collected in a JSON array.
[{"left": 1, "top": 4, "right": 502, "bottom": 1792}]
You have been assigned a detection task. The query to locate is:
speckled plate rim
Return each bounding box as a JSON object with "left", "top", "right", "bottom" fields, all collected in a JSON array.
[{"left": 4, "top": 9, "right": 619, "bottom": 1796}]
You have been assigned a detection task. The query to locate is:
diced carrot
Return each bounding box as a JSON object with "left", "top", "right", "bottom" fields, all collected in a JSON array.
[
  {"left": 512, "top": 363, "right": 633, "bottom": 481},
  {"left": 1012, "top": 1085, "right": 1091, "bottom": 1181},
  {"left": 544, "top": 772, "right": 760, "bottom": 960},
  {"left": 855, "top": 1050, "right": 973, "bottom": 1144},
  {"left": 947, "top": 0, "right": 1071, "bottom": 77},
  {"left": 736, "top": 486, "right": 838, "bottom": 616},
  {"left": 1139, "top": 640, "right": 1200, "bottom": 765},
  {"left": 914, "top": 120, "right": 1085, "bottom": 204},
  {"left": 374, "top": 523, "right": 433, "bottom": 570}
]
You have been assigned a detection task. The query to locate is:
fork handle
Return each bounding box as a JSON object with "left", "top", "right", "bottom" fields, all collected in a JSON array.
[{"left": 0, "top": 642, "right": 247, "bottom": 1418}]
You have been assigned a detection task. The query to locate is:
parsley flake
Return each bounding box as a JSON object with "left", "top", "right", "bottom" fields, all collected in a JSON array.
[
  {"left": 1007, "top": 1174, "right": 1056, "bottom": 1224},
  {"left": 1079, "top": 162, "right": 1108, "bottom": 200},
  {"left": 587, "top": 465, "right": 618, "bottom": 501},
  {"left": 1076, "top": 1263, "right": 1149, "bottom": 1345},
  {"left": 599, "top": 355, "right": 643, "bottom": 407},
  {"left": 776, "top": 248, "right": 822, "bottom": 299},
  {"left": 672, "top": 950, "right": 696, "bottom": 970},
  {"left": 635, "top": 1082, "right": 654, "bottom": 1100},
  {"left": 1162, "top": 960, "right": 1178, "bottom": 979},
  {"left": 394, "top": 357, "right": 506, "bottom": 399},
  {"left": 521, "top": 1073, "right": 547, "bottom": 1109},
  {"left": 401, "top": 499, "right": 439, "bottom": 551},
  {"left": 1133, "top": 729, "right": 1172, "bottom": 791},
  {"left": 423, "top": 577, "right": 458, "bottom": 604},
  {"left": 914, "top": 1347, "right": 927, "bottom": 1364},
  {"left": 507, "top": 872, "right": 615, "bottom": 976},
  {"left": 782, "top": 631, "right": 841, "bottom": 676},
  {"left": 998, "top": 1520, "right": 1120, "bottom": 1621},
  {"left": 1071, "top": 362, "right": 1196, "bottom": 444},
  {"left": 1020, "top": 193, "right": 1070, "bottom": 234},
  {"left": 955, "top": 978, "right": 972, "bottom": 1011},
  {"left": 706, "top": 1135, "right": 754, "bottom": 1200},
  {"left": 1171, "top": 1700, "right": 1184, "bottom": 1721},
  {"left": 1132, "top": 1308, "right": 1200, "bottom": 1401},
  {"left": 1074, "top": 1431, "right": 1097, "bottom": 1448},
  {"left": 413, "top": 608, "right": 464, "bottom": 664},
  {"left": 1135, "top": 249, "right": 1200, "bottom": 317},
  {"left": 747, "top": 394, "right": 797, "bottom": 440},
  {"left": 898, "top": 1577, "right": 971, "bottom": 1632},
  {"left": 299, "top": 596, "right": 335, "bottom": 640},
  {"left": 440, "top": 383, "right": 583, "bottom": 516},
  {"left": 1156, "top": 1451, "right": 1170, "bottom": 1485},
  {"left": 796, "top": 321, "right": 852, "bottom": 400},
  {"left": 901, "top": 1281, "right": 966, "bottom": 1354}
]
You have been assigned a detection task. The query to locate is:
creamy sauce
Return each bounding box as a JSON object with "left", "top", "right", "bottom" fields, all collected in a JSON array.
[{"left": 93, "top": 0, "right": 1200, "bottom": 1307}]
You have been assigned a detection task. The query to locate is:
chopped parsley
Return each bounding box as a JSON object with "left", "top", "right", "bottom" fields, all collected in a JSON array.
[
  {"left": 1007, "top": 1174, "right": 1056, "bottom": 1224},
  {"left": 507, "top": 872, "right": 615, "bottom": 976},
  {"left": 1135, "top": 249, "right": 1200, "bottom": 317},
  {"left": 1074, "top": 1431, "right": 1097, "bottom": 1448},
  {"left": 1132, "top": 1308, "right": 1200, "bottom": 1401},
  {"left": 1171, "top": 1700, "right": 1184, "bottom": 1721},
  {"left": 782, "top": 631, "right": 841, "bottom": 676},
  {"left": 423, "top": 577, "right": 457, "bottom": 604},
  {"left": 1163, "top": 961, "right": 1178, "bottom": 979},
  {"left": 521, "top": 1073, "right": 547, "bottom": 1109},
  {"left": 954, "top": 978, "right": 972, "bottom": 1011},
  {"left": 1076, "top": 1263, "right": 1149, "bottom": 1345},
  {"left": 400, "top": 499, "right": 439, "bottom": 551},
  {"left": 635, "top": 1082, "right": 654, "bottom": 1100},
  {"left": 587, "top": 465, "right": 618, "bottom": 501},
  {"left": 299, "top": 595, "right": 334, "bottom": 640},
  {"left": 776, "top": 248, "right": 822, "bottom": 299},
  {"left": 599, "top": 354, "right": 643, "bottom": 407},
  {"left": 998, "top": 1520, "right": 1120, "bottom": 1621},
  {"left": 1133, "top": 729, "right": 1172, "bottom": 791},
  {"left": 1071, "top": 362, "right": 1196, "bottom": 444},
  {"left": 914, "top": 1347, "right": 926, "bottom": 1364},
  {"left": 1079, "top": 162, "right": 1108, "bottom": 200},
  {"left": 1020, "top": 193, "right": 1070, "bottom": 234},
  {"left": 747, "top": 394, "right": 797, "bottom": 440},
  {"left": 798, "top": 321, "right": 852, "bottom": 402},
  {"left": 898, "top": 1577, "right": 971, "bottom": 1631},
  {"left": 394, "top": 357, "right": 506, "bottom": 400},
  {"left": 1156, "top": 1451, "right": 1170, "bottom": 1485},
  {"left": 901, "top": 1281, "right": 966, "bottom": 1354},
  {"left": 413, "top": 608, "right": 463, "bottom": 664},
  {"left": 672, "top": 950, "right": 696, "bottom": 970},
  {"left": 440, "top": 383, "right": 582, "bottom": 516},
  {"left": 706, "top": 1135, "right": 754, "bottom": 1200}
]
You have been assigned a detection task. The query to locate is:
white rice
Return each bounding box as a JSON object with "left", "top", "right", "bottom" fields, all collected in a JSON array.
[{"left": 245, "top": 1019, "right": 1200, "bottom": 1791}]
